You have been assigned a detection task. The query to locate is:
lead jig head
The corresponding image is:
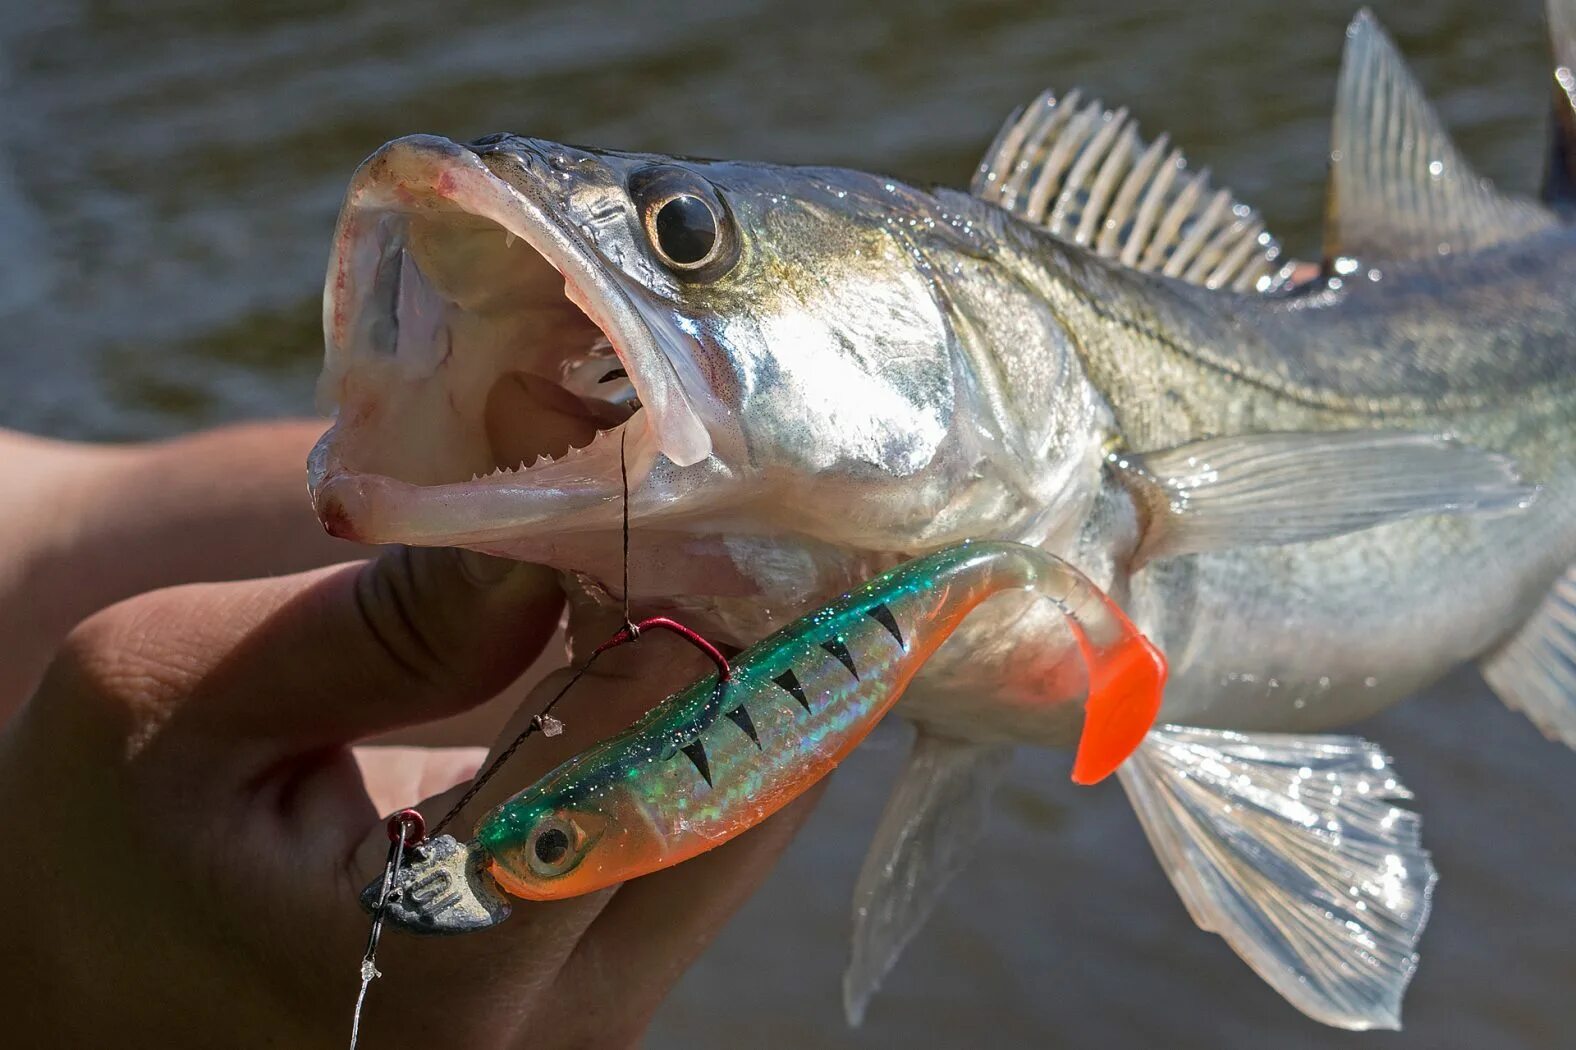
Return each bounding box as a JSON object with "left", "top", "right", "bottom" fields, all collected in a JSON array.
[{"left": 358, "top": 833, "right": 513, "bottom": 934}]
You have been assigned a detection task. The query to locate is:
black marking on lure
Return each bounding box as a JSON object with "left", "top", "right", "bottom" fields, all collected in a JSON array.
[
  {"left": 821, "top": 637, "right": 859, "bottom": 680},
  {"left": 866, "top": 603, "right": 904, "bottom": 648},
  {"left": 679, "top": 740, "right": 713, "bottom": 786},
  {"left": 725, "top": 705, "right": 761, "bottom": 748},
  {"left": 773, "top": 669, "right": 811, "bottom": 713}
]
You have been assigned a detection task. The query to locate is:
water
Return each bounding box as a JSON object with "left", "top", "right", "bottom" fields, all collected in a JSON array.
[{"left": 1, "top": 0, "right": 1571, "bottom": 1045}]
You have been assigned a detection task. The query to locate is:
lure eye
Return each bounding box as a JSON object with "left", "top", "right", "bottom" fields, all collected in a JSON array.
[
  {"left": 629, "top": 165, "right": 737, "bottom": 280},
  {"left": 534, "top": 827, "right": 569, "bottom": 865},
  {"left": 526, "top": 815, "right": 581, "bottom": 878}
]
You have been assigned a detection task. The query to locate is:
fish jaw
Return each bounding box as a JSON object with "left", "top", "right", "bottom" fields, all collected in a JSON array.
[
  {"left": 308, "top": 132, "right": 1111, "bottom": 630},
  {"left": 311, "top": 134, "right": 737, "bottom": 548}
]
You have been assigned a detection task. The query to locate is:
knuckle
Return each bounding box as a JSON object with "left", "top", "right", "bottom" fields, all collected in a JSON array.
[
  {"left": 47, "top": 595, "right": 206, "bottom": 729},
  {"left": 353, "top": 547, "right": 450, "bottom": 689}
]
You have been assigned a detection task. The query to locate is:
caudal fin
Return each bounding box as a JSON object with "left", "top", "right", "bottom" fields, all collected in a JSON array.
[{"left": 1118, "top": 724, "right": 1436, "bottom": 1030}]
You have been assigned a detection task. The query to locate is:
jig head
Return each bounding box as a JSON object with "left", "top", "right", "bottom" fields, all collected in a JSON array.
[{"left": 358, "top": 833, "right": 513, "bottom": 934}]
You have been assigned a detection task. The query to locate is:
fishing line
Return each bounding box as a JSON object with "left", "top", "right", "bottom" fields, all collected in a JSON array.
[
  {"left": 430, "top": 655, "right": 605, "bottom": 837},
  {"left": 348, "top": 810, "right": 422, "bottom": 1050},
  {"left": 348, "top": 428, "right": 728, "bottom": 1049},
  {"left": 433, "top": 435, "right": 632, "bottom": 837},
  {"left": 620, "top": 426, "right": 634, "bottom": 634},
  {"left": 428, "top": 429, "right": 686, "bottom": 837}
]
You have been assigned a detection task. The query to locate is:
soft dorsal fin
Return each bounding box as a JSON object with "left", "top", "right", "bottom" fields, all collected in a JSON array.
[
  {"left": 1544, "top": 0, "right": 1576, "bottom": 205},
  {"left": 973, "top": 90, "right": 1297, "bottom": 293},
  {"left": 1326, "top": 11, "right": 1555, "bottom": 263}
]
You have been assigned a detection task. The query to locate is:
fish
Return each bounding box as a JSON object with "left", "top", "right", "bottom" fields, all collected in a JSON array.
[
  {"left": 368, "top": 541, "right": 1164, "bottom": 930},
  {"left": 309, "top": 4, "right": 1576, "bottom": 1032}
]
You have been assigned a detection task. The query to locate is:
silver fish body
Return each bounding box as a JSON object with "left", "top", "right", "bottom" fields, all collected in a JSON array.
[
  {"left": 313, "top": 127, "right": 1572, "bottom": 746},
  {"left": 909, "top": 222, "right": 1576, "bottom": 741},
  {"left": 309, "top": 6, "right": 1576, "bottom": 1031}
]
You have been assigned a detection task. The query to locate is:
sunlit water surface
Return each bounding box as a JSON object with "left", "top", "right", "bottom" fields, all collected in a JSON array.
[{"left": 1, "top": 1, "right": 1571, "bottom": 1046}]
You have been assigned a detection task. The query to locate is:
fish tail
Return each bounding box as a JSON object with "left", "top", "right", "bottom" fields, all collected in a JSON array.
[{"left": 1117, "top": 724, "right": 1436, "bottom": 1030}]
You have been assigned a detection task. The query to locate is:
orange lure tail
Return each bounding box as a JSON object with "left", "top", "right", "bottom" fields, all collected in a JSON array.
[{"left": 1069, "top": 604, "right": 1168, "bottom": 785}]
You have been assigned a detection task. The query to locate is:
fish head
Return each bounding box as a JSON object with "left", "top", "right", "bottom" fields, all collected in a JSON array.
[
  {"left": 474, "top": 761, "right": 650, "bottom": 902},
  {"left": 311, "top": 133, "right": 1099, "bottom": 626}
]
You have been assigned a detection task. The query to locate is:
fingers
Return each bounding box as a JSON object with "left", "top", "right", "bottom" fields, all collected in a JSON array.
[
  {"left": 75, "top": 421, "right": 362, "bottom": 594},
  {"left": 0, "top": 421, "right": 360, "bottom": 727},
  {"left": 265, "top": 547, "right": 563, "bottom": 741},
  {"left": 545, "top": 782, "right": 828, "bottom": 1044},
  {"left": 53, "top": 546, "right": 564, "bottom": 755},
  {"left": 334, "top": 629, "right": 821, "bottom": 1048},
  {"left": 346, "top": 630, "right": 715, "bottom": 878},
  {"left": 343, "top": 635, "right": 723, "bottom": 998}
]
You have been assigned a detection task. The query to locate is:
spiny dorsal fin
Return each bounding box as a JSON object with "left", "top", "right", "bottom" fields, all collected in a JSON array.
[
  {"left": 1326, "top": 11, "right": 1555, "bottom": 263},
  {"left": 1544, "top": 0, "right": 1576, "bottom": 205},
  {"left": 973, "top": 89, "right": 1296, "bottom": 293}
]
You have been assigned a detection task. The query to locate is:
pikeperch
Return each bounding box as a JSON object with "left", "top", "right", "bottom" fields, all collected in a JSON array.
[{"left": 311, "top": 5, "right": 1576, "bottom": 1031}]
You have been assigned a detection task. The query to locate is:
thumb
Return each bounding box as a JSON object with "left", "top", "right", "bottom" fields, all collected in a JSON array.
[{"left": 189, "top": 546, "right": 563, "bottom": 745}]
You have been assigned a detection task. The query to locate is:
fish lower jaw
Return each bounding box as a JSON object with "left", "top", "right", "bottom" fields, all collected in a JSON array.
[{"left": 310, "top": 410, "right": 658, "bottom": 547}]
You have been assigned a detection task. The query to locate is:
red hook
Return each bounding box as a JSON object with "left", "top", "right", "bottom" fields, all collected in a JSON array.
[{"left": 592, "top": 616, "right": 731, "bottom": 679}]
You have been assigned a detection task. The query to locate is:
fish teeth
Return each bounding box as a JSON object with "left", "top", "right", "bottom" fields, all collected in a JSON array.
[
  {"left": 504, "top": 231, "right": 518, "bottom": 249},
  {"left": 472, "top": 434, "right": 623, "bottom": 484}
]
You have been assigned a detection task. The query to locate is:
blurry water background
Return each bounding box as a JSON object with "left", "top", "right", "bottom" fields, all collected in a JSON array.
[{"left": 1, "top": 0, "right": 1572, "bottom": 1045}]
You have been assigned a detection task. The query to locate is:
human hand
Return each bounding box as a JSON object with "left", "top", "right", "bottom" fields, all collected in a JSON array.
[
  {"left": 0, "top": 545, "right": 821, "bottom": 1048},
  {"left": 0, "top": 422, "right": 359, "bottom": 714}
]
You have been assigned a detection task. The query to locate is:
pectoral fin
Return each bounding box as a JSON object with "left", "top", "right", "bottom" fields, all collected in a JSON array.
[
  {"left": 844, "top": 731, "right": 1013, "bottom": 1026},
  {"left": 1118, "top": 725, "right": 1436, "bottom": 1030},
  {"left": 1113, "top": 430, "right": 1534, "bottom": 566},
  {"left": 1480, "top": 563, "right": 1576, "bottom": 749}
]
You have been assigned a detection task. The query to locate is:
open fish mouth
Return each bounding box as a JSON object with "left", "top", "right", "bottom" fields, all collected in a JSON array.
[{"left": 309, "top": 135, "right": 712, "bottom": 546}]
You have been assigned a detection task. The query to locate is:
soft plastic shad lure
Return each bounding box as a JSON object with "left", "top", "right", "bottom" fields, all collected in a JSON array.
[{"left": 367, "top": 541, "right": 1163, "bottom": 931}]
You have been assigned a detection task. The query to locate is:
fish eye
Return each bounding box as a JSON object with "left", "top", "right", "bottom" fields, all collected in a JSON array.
[
  {"left": 653, "top": 195, "right": 717, "bottom": 266},
  {"left": 527, "top": 815, "right": 580, "bottom": 878},
  {"left": 629, "top": 165, "right": 737, "bottom": 280}
]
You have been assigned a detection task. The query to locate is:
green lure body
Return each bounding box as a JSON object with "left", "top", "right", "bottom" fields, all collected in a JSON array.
[{"left": 476, "top": 541, "right": 1162, "bottom": 901}]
